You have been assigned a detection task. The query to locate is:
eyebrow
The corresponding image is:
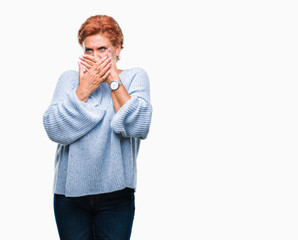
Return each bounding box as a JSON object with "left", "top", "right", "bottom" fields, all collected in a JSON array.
[{"left": 84, "top": 45, "right": 107, "bottom": 49}]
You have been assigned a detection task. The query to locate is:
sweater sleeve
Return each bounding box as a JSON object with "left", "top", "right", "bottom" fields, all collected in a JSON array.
[
  {"left": 43, "top": 71, "right": 106, "bottom": 145},
  {"left": 110, "top": 68, "right": 152, "bottom": 139}
]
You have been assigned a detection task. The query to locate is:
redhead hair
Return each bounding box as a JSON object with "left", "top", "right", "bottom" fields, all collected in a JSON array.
[{"left": 78, "top": 15, "right": 124, "bottom": 61}]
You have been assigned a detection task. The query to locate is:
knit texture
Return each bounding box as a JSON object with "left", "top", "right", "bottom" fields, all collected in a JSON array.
[{"left": 43, "top": 68, "right": 152, "bottom": 197}]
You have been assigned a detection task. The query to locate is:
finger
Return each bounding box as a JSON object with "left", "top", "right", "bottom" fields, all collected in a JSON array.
[
  {"left": 79, "top": 56, "right": 96, "bottom": 67},
  {"left": 107, "top": 48, "right": 113, "bottom": 59},
  {"left": 101, "top": 70, "right": 111, "bottom": 81},
  {"left": 81, "top": 54, "right": 97, "bottom": 63},
  {"left": 102, "top": 56, "right": 112, "bottom": 67},
  {"left": 93, "top": 56, "right": 108, "bottom": 70},
  {"left": 96, "top": 59, "right": 112, "bottom": 76},
  {"left": 98, "top": 61, "right": 112, "bottom": 77},
  {"left": 107, "top": 48, "right": 117, "bottom": 66},
  {"left": 79, "top": 59, "right": 92, "bottom": 70},
  {"left": 78, "top": 62, "right": 84, "bottom": 79}
]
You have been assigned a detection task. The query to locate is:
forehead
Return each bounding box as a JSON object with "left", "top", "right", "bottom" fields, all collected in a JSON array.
[{"left": 83, "top": 34, "right": 111, "bottom": 48}]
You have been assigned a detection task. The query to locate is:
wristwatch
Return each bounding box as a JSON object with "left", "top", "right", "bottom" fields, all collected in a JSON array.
[{"left": 110, "top": 80, "right": 122, "bottom": 91}]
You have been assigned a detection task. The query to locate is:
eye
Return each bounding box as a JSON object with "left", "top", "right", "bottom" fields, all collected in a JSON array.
[
  {"left": 98, "top": 47, "right": 106, "bottom": 52},
  {"left": 85, "top": 48, "right": 93, "bottom": 53}
]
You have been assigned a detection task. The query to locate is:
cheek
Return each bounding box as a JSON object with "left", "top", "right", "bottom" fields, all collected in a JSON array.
[{"left": 112, "top": 50, "right": 119, "bottom": 59}]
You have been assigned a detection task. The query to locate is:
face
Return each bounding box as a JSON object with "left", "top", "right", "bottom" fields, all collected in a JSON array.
[{"left": 83, "top": 33, "right": 121, "bottom": 61}]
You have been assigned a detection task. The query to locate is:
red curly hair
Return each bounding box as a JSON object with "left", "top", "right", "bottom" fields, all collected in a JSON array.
[{"left": 78, "top": 15, "right": 124, "bottom": 61}]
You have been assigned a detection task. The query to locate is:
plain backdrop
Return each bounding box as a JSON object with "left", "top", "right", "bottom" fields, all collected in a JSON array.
[{"left": 0, "top": 0, "right": 297, "bottom": 239}]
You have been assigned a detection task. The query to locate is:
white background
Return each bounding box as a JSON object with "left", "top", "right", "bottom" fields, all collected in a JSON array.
[{"left": 0, "top": 0, "right": 297, "bottom": 239}]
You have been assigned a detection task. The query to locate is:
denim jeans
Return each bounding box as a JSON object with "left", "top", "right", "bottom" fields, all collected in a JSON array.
[{"left": 54, "top": 188, "right": 135, "bottom": 240}]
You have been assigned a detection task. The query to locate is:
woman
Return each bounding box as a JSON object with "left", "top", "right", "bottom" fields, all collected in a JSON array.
[{"left": 43, "top": 15, "right": 152, "bottom": 240}]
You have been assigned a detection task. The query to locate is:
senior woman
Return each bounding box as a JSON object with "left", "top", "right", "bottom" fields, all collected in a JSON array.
[{"left": 43, "top": 15, "right": 152, "bottom": 240}]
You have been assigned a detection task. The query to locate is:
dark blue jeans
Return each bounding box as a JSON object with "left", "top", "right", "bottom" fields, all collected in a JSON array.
[{"left": 54, "top": 188, "right": 135, "bottom": 240}]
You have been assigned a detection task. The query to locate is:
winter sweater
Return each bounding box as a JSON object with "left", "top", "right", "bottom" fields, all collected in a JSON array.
[{"left": 43, "top": 67, "right": 152, "bottom": 197}]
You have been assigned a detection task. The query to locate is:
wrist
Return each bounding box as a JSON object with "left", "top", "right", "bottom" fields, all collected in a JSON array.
[
  {"left": 106, "top": 72, "right": 120, "bottom": 85},
  {"left": 76, "top": 87, "right": 90, "bottom": 102}
]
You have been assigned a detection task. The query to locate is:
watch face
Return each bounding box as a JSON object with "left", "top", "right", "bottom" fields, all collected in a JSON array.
[{"left": 111, "top": 81, "right": 118, "bottom": 90}]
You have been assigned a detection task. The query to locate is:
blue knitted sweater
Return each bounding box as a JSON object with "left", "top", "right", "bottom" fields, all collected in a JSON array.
[{"left": 43, "top": 67, "right": 152, "bottom": 197}]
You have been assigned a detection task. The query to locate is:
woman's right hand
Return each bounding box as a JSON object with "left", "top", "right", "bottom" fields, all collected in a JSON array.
[{"left": 76, "top": 56, "right": 112, "bottom": 102}]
